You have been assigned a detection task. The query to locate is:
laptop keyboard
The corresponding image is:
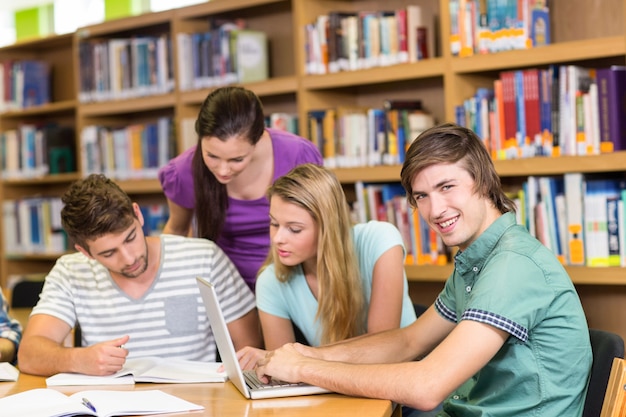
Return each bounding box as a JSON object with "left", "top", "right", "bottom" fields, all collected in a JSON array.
[{"left": 243, "top": 370, "right": 302, "bottom": 389}]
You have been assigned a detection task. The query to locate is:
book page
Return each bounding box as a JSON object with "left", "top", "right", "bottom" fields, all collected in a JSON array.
[
  {"left": 46, "top": 356, "right": 226, "bottom": 386},
  {"left": 0, "top": 388, "right": 95, "bottom": 417},
  {"left": 133, "top": 357, "right": 227, "bottom": 383},
  {"left": 46, "top": 372, "right": 135, "bottom": 386},
  {"left": 0, "top": 388, "right": 203, "bottom": 417},
  {"left": 69, "top": 389, "right": 204, "bottom": 417},
  {"left": 0, "top": 362, "right": 19, "bottom": 381}
]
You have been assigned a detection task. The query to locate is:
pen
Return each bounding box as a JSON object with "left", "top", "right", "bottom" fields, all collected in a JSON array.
[{"left": 82, "top": 397, "right": 97, "bottom": 413}]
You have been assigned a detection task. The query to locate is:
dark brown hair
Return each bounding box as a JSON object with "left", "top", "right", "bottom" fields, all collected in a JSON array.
[{"left": 191, "top": 86, "right": 265, "bottom": 240}]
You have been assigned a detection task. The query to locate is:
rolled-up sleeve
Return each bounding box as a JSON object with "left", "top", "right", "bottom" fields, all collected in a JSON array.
[{"left": 0, "top": 291, "right": 22, "bottom": 350}]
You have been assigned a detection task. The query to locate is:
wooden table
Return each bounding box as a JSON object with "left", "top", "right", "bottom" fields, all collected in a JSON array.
[{"left": 1, "top": 372, "right": 400, "bottom": 417}]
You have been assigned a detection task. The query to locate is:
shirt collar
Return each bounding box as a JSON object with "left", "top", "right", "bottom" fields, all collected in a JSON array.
[{"left": 454, "top": 212, "right": 517, "bottom": 275}]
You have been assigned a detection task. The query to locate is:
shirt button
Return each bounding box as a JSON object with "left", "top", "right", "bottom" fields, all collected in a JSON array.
[
  {"left": 453, "top": 395, "right": 460, "bottom": 400},
  {"left": 465, "top": 286, "right": 471, "bottom": 292},
  {"left": 472, "top": 266, "right": 479, "bottom": 272}
]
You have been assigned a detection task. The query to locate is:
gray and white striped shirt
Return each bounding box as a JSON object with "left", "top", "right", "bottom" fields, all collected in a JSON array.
[{"left": 32, "top": 234, "right": 255, "bottom": 361}]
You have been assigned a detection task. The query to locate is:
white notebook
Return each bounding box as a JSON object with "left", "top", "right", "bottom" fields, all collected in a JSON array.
[{"left": 0, "top": 388, "right": 203, "bottom": 417}]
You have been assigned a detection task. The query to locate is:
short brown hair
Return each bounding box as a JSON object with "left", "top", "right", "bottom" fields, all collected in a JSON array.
[
  {"left": 400, "top": 123, "right": 516, "bottom": 214},
  {"left": 61, "top": 174, "right": 136, "bottom": 251}
]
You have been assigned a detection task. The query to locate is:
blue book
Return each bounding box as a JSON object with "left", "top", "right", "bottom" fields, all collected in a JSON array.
[
  {"left": 514, "top": 70, "right": 526, "bottom": 146},
  {"left": 20, "top": 60, "right": 51, "bottom": 108}
]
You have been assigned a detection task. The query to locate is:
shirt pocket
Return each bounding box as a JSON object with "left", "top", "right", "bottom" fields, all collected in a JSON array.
[{"left": 164, "top": 295, "right": 199, "bottom": 336}]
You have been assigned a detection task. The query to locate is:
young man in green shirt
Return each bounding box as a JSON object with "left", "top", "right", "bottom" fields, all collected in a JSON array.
[{"left": 253, "top": 123, "right": 592, "bottom": 416}]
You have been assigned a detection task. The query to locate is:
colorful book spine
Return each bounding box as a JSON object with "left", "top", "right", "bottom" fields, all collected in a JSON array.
[{"left": 596, "top": 66, "right": 626, "bottom": 152}]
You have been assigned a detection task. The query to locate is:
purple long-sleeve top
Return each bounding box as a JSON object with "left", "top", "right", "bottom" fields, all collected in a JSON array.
[{"left": 158, "top": 128, "right": 323, "bottom": 291}]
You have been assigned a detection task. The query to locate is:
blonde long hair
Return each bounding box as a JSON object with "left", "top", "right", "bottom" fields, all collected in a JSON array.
[{"left": 261, "top": 163, "right": 365, "bottom": 344}]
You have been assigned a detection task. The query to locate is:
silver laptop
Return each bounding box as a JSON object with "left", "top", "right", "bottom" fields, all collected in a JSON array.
[{"left": 196, "top": 277, "right": 331, "bottom": 399}]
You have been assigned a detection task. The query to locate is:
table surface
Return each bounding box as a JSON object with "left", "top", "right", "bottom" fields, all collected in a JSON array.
[
  {"left": 3, "top": 362, "right": 398, "bottom": 417},
  {"left": 6, "top": 309, "right": 398, "bottom": 417}
]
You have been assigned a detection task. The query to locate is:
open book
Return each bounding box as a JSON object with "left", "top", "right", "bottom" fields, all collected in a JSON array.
[
  {"left": 46, "top": 356, "right": 227, "bottom": 386},
  {"left": 0, "top": 362, "right": 19, "bottom": 381},
  {"left": 0, "top": 388, "right": 203, "bottom": 417}
]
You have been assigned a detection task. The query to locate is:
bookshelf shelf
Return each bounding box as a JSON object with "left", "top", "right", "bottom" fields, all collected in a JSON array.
[
  {"left": 117, "top": 179, "right": 163, "bottom": 194},
  {"left": 333, "top": 166, "right": 401, "bottom": 184},
  {"left": 75, "top": 10, "right": 174, "bottom": 38},
  {"left": 301, "top": 59, "right": 447, "bottom": 90},
  {"left": 1, "top": 33, "right": 74, "bottom": 52},
  {"left": 5, "top": 253, "right": 69, "bottom": 261},
  {"left": 0, "top": 100, "right": 78, "bottom": 117},
  {"left": 2, "top": 173, "right": 81, "bottom": 186},
  {"left": 451, "top": 36, "right": 626, "bottom": 74},
  {"left": 494, "top": 152, "right": 626, "bottom": 177},
  {"left": 79, "top": 94, "right": 177, "bottom": 117},
  {"left": 405, "top": 265, "right": 626, "bottom": 286},
  {"left": 179, "top": 76, "right": 299, "bottom": 105},
  {"left": 175, "top": 0, "right": 288, "bottom": 18}
]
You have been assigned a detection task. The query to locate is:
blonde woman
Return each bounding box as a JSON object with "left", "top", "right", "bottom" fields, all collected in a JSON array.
[{"left": 237, "top": 163, "right": 415, "bottom": 368}]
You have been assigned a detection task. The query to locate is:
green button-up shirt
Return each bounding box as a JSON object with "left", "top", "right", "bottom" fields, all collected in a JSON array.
[{"left": 435, "top": 212, "right": 591, "bottom": 417}]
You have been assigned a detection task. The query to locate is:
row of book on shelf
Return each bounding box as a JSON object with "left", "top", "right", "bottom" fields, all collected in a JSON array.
[
  {"left": 2, "top": 198, "right": 169, "bottom": 255},
  {"left": 456, "top": 64, "right": 626, "bottom": 160},
  {"left": 304, "top": 4, "right": 436, "bottom": 75},
  {"left": 517, "top": 173, "right": 626, "bottom": 268},
  {"left": 307, "top": 99, "right": 435, "bottom": 168},
  {"left": 177, "top": 18, "right": 269, "bottom": 91},
  {"left": 0, "top": 111, "right": 299, "bottom": 181},
  {"left": 0, "top": 59, "right": 51, "bottom": 112},
  {"left": 80, "top": 116, "right": 176, "bottom": 180},
  {"left": 0, "top": 124, "right": 75, "bottom": 179},
  {"left": 357, "top": 172, "right": 626, "bottom": 268},
  {"left": 78, "top": 33, "right": 175, "bottom": 103},
  {"left": 352, "top": 181, "right": 449, "bottom": 266},
  {"left": 449, "top": 0, "right": 550, "bottom": 57}
]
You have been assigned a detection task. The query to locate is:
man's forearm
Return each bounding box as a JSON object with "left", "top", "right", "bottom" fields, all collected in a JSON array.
[
  {"left": 316, "top": 327, "right": 417, "bottom": 364},
  {"left": 18, "top": 336, "right": 75, "bottom": 376}
]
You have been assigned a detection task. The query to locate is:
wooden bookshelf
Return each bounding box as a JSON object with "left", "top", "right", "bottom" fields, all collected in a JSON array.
[{"left": 0, "top": 0, "right": 625, "bottom": 340}]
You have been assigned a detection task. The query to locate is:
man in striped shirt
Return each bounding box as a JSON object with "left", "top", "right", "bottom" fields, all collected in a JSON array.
[{"left": 18, "top": 174, "right": 262, "bottom": 377}]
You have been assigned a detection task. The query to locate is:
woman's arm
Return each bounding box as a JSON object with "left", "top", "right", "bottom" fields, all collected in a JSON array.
[
  {"left": 259, "top": 310, "right": 296, "bottom": 350},
  {"left": 368, "top": 245, "right": 406, "bottom": 333},
  {"left": 162, "top": 199, "right": 194, "bottom": 236}
]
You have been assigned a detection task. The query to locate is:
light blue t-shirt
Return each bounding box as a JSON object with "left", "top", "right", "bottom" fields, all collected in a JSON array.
[{"left": 256, "top": 220, "right": 416, "bottom": 346}]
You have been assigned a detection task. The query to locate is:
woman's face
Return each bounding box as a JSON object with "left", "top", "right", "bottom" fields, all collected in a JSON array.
[
  {"left": 269, "top": 196, "right": 319, "bottom": 267},
  {"left": 200, "top": 135, "right": 255, "bottom": 184}
]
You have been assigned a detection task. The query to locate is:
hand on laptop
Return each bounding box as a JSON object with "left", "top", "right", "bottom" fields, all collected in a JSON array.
[
  {"left": 255, "top": 343, "right": 313, "bottom": 384},
  {"left": 236, "top": 346, "right": 267, "bottom": 371}
]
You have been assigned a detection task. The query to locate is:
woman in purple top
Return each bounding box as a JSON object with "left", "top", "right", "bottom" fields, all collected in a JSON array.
[{"left": 158, "top": 86, "right": 323, "bottom": 291}]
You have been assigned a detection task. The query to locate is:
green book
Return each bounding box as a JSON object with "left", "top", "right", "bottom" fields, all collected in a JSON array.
[
  {"left": 14, "top": 3, "right": 54, "bottom": 41},
  {"left": 230, "top": 29, "right": 269, "bottom": 84},
  {"left": 105, "top": 0, "right": 150, "bottom": 21}
]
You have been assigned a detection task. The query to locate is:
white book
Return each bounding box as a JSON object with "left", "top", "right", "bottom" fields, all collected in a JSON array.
[
  {"left": 564, "top": 173, "right": 586, "bottom": 265},
  {"left": 0, "top": 388, "right": 203, "bottom": 417},
  {"left": 46, "top": 356, "right": 227, "bottom": 386}
]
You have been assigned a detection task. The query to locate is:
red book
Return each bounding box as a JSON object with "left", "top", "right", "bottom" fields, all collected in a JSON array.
[
  {"left": 500, "top": 71, "right": 518, "bottom": 144},
  {"left": 523, "top": 68, "right": 541, "bottom": 143}
]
